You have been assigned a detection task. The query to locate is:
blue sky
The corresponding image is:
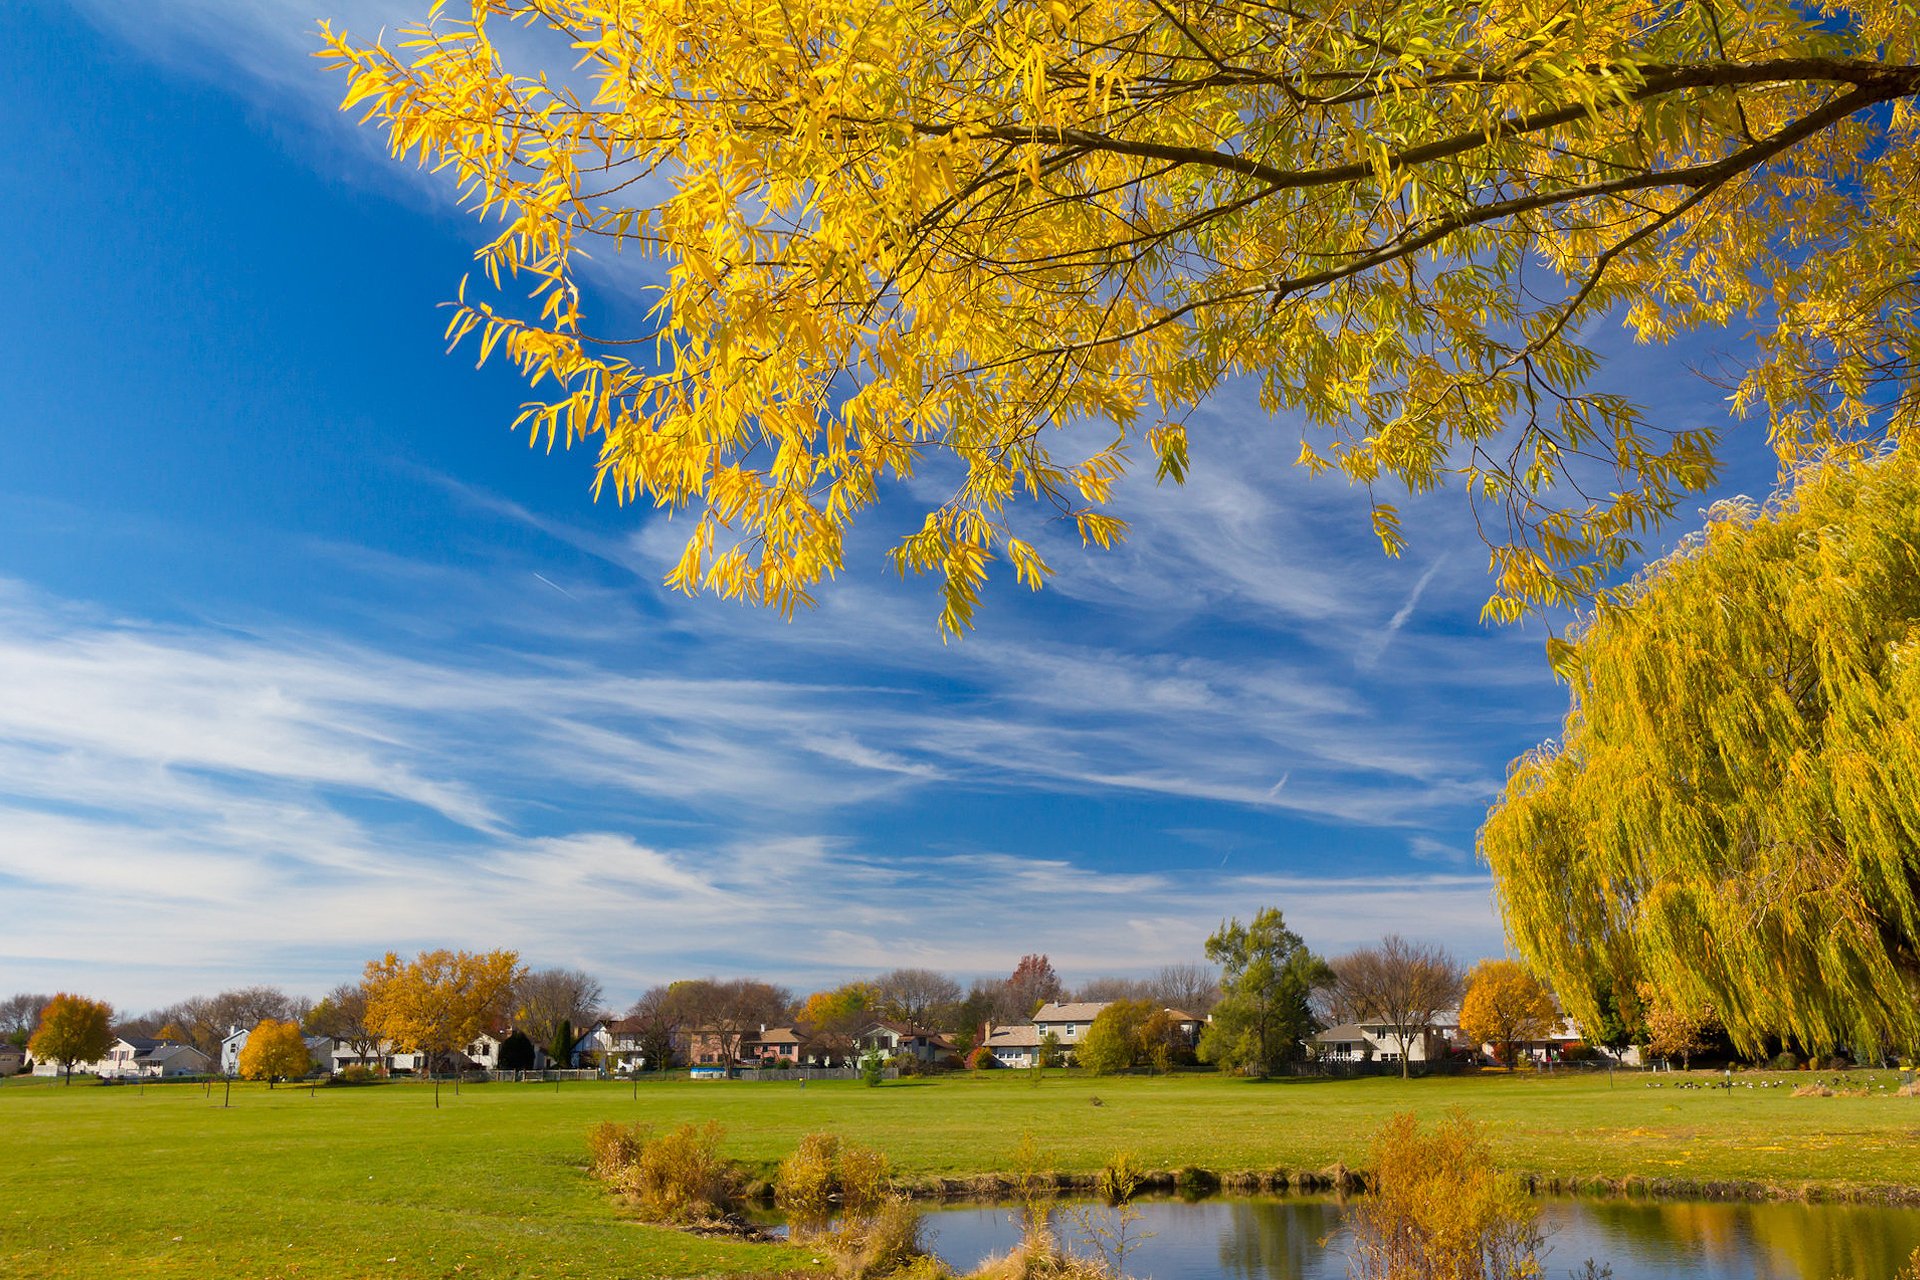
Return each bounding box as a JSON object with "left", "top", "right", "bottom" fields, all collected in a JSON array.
[{"left": 0, "top": 0, "right": 1781, "bottom": 1014}]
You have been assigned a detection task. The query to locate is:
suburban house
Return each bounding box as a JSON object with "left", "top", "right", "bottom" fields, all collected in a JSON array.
[
  {"left": 569, "top": 1021, "right": 612, "bottom": 1068},
  {"left": 853, "top": 1019, "right": 957, "bottom": 1064},
  {"left": 220, "top": 1026, "right": 335, "bottom": 1076},
  {"left": 0, "top": 1043, "right": 24, "bottom": 1075},
  {"left": 984, "top": 1002, "right": 1206, "bottom": 1068},
  {"left": 982, "top": 1023, "right": 1042, "bottom": 1068},
  {"left": 742, "top": 1024, "right": 816, "bottom": 1066},
  {"left": 328, "top": 1041, "right": 425, "bottom": 1074},
  {"left": 603, "top": 1017, "right": 641, "bottom": 1071},
  {"left": 1311, "top": 1020, "right": 1451, "bottom": 1064},
  {"left": 1032, "top": 1002, "right": 1109, "bottom": 1047},
  {"left": 55, "top": 1036, "right": 215, "bottom": 1079}
]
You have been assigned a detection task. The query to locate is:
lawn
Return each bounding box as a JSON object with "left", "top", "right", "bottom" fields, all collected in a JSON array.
[{"left": 6, "top": 1067, "right": 1918, "bottom": 1279}]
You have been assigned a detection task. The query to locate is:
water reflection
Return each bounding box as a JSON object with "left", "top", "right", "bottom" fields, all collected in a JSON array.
[{"left": 913, "top": 1196, "right": 1920, "bottom": 1280}]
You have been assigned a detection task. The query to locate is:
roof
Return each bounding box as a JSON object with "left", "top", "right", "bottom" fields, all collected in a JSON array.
[
  {"left": 1163, "top": 1008, "right": 1202, "bottom": 1023},
  {"left": 1313, "top": 1023, "right": 1374, "bottom": 1044},
  {"left": 985, "top": 1025, "right": 1041, "bottom": 1047},
  {"left": 748, "top": 1026, "right": 810, "bottom": 1046},
  {"left": 1033, "top": 1002, "right": 1110, "bottom": 1024},
  {"left": 142, "top": 1044, "right": 209, "bottom": 1066}
]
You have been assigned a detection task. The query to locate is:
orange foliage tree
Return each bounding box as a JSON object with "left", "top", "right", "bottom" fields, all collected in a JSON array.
[
  {"left": 238, "top": 1018, "right": 313, "bottom": 1087},
  {"left": 28, "top": 994, "right": 113, "bottom": 1084}
]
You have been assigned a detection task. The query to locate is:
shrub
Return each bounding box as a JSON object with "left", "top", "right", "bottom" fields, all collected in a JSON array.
[
  {"left": 827, "top": 1197, "right": 931, "bottom": 1280},
  {"left": 600, "top": 1120, "right": 741, "bottom": 1224},
  {"left": 587, "top": 1120, "right": 649, "bottom": 1180},
  {"left": 1095, "top": 1151, "right": 1144, "bottom": 1206},
  {"left": 777, "top": 1132, "right": 842, "bottom": 1229},
  {"left": 839, "top": 1142, "right": 893, "bottom": 1219},
  {"left": 862, "top": 1051, "right": 888, "bottom": 1087},
  {"left": 1346, "top": 1111, "right": 1542, "bottom": 1280},
  {"left": 329, "top": 1064, "right": 379, "bottom": 1086},
  {"left": 966, "top": 1046, "right": 997, "bottom": 1070},
  {"left": 1770, "top": 1050, "right": 1800, "bottom": 1071}
]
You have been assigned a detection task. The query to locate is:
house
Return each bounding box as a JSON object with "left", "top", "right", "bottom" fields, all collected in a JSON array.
[
  {"left": 853, "top": 1019, "right": 957, "bottom": 1064},
  {"left": 72, "top": 1036, "right": 213, "bottom": 1079},
  {"left": 1312, "top": 1019, "right": 1450, "bottom": 1064},
  {"left": 329, "top": 1041, "right": 425, "bottom": 1075},
  {"left": 982, "top": 1023, "right": 1042, "bottom": 1068},
  {"left": 0, "top": 1042, "right": 24, "bottom": 1075},
  {"left": 1032, "top": 1002, "right": 1109, "bottom": 1047},
  {"left": 570, "top": 1021, "right": 612, "bottom": 1068},
  {"left": 221, "top": 1025, "right": 335, "bottom": 1076},
  {"left": 742, "top": 1025, "right": 814, "bottom": 1066},
  {"left": 603, "top": 1017, "right": 648, "bottom": 1072}
]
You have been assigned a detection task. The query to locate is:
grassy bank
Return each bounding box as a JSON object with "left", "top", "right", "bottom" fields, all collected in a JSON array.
[{"left": 7, "top": 1068, "right": 1918, "bottom": 1278}]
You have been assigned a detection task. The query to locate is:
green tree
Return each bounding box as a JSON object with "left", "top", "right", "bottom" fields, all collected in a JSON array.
[
  {"left": 498, "top": 1029, "right": 537, "bottom": 1072},
  {"left": 28, "top": 994, "right": 112, "bottom": 1084},
  {"left": 324, "top": 0, "right": 1920, "bottom": 632},
  {"left": 1198, "top": 908, "right": 1329, "bottom": 1077},
  {"left": 548, "top": 1018, "right": 576, "bottom": 1071},
  {"left": 238, "top": 1018, "right": 313, "bottom": 1087},
  {"left": 1483, "top": 447, "right": 1920, "bottom": 1058},
  {"left": 1079, "top": 999, "right": 1154, "bottom": 1076}
]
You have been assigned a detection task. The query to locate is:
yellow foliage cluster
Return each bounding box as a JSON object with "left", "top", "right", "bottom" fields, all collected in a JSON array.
[
  {"left": 1484, "top": 445, "right": 1920, "bottom": 1057},
  {"left": 237, "top": 1018, "right": 313, "bottom": 1085},
  {"left": 362, "top": 948, "right": 523, "bottom": 1066},
  {"left": 320, "top": 0, "right": 1920, "bottom": 629},
  {"left": 1457, "top": 959, "right": 1557, "bottom": 1066},
  {"left": 1348, "top": 1110, "right": 1542, "bottom": 1280}
]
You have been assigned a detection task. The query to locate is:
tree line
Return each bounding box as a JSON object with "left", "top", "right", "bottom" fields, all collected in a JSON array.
[{"left": 6, "top": 909, "right": 1759, "bottom": 1084}]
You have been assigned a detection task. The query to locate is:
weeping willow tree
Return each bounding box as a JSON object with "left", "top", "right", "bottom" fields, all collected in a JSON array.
[
  {"left": 318, "top": 0, "right": 1920, "bottom": 632},
  {"left": 1483, "top": 446, "right": 1920, "bottom": 1057}
]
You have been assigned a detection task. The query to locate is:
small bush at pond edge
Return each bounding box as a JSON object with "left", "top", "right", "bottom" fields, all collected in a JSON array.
[{"left": 587, "top": 1120, "right": 742, "bottom": 1225}]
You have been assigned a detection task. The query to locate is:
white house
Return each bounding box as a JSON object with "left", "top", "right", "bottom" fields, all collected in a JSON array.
[{"left": 1311, "top": 1019, "right": 1452, "bottom": 1064}]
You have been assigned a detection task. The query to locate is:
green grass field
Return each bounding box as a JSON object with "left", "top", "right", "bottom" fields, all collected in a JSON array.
[{"left": 7, "top": 1067, "right": 1918, "bottom": 1279}]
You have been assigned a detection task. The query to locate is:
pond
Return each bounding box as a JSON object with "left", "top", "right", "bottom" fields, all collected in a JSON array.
[{"left": 901, "top": 1196, "right": 1920, "bottom": 1280}]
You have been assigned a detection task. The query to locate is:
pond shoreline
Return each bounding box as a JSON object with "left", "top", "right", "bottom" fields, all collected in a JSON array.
[{"left": 875, "top": 1166, "right": 1920, "bottom": 1209}]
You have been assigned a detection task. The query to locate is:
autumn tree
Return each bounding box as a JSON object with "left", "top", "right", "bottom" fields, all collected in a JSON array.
[
  {"left": 0, "top": 992, "right": 49, "bottom": 1050},
  {"left": 28, "top": 994, "right": 112, "bottom": 1083},
  {"left": 1078, "top": 998, "right": 1155, "bottom": 1075},
  {"left": 238, "top": 1018, "right": 313, "bottom": 1087},
  {"left": 997, "top": 955, "right": 1065, "bottom": 1024},
  {"left": 1137, "top": 1008, "right": 1188, "bottom": 1074},
  {"left": 1198, "top": 908, "right": 1329, "bottom": 1077},
  {"left": 1458, "top": 960, "right": 1560, "bottom": 1067},
  {"left": 872, "top": 968, "right": 963, "bottom": 1026},
  {"left": 1639, "top": 984, "right": 1721, "bottom": 1069},
  {"left": 363, "top": 949, "right": 523, "bottom": 1098},
  {"left": 1484, "top": 448, "right": 1920, "bottom": 1058},
  {"left": 324, "top": 0, "right": 1920, "bottom": 633},
  {"left": 1331, "top": 936, "right": 1465, "bottom": 1078}
]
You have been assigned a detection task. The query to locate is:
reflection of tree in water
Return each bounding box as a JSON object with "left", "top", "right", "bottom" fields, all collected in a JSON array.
[
  {"left": 1744, "top": 1202, "right": 1920, "bottom": 1280},
  {"left": 1548, "top": 1198, "right": 1920, "bottom": 1279},
  {"left": 1214, "top": 1200, "right": 1344, "bottom": 1280}
]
